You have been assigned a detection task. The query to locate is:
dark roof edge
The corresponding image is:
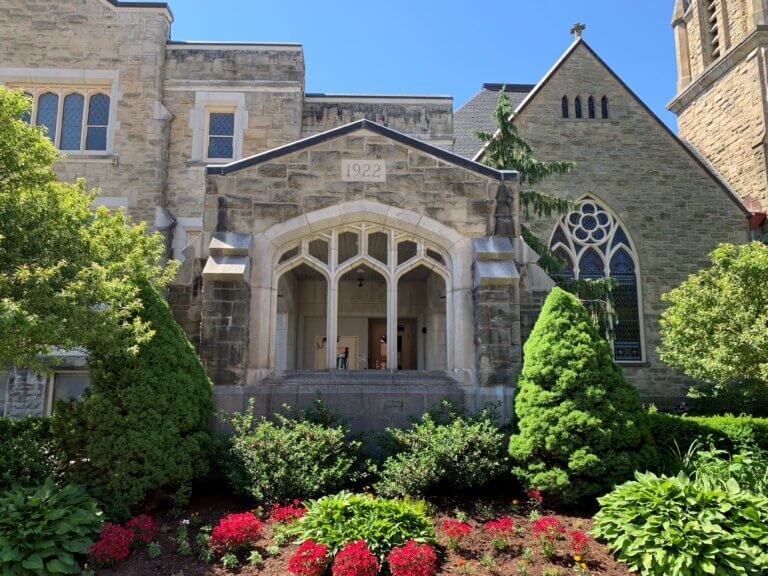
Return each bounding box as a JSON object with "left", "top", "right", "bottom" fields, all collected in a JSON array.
[
  {"left": 105, "top": 0, "right": 172, "bottom": 20},
  {"left": 305, "top": 93, "right": 452, "bottom": 100},
  {"left": 167, "top": 40, "right": 302, "bottom": 48},
  {"left": 207, "top": 119, "right": 517, "bottom": 182},
  {"left": 475, "top": 38, "right": 751, "bottom": 216},
  {"left": 482, "top": 83, "right": 537, "bottom": 92}
]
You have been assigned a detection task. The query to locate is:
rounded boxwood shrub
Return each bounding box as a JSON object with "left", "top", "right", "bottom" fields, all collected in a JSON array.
[
  {"left": 223, "top": 400, "right": 361, "bottom": 503},
  {"left": 53, "top": 280, "right": 214, "bottom": 519},
  {"left": 0, "top": 416, "right": 57, "bottom": 491},
  {"left": 0, "top": 479, "right": 103, "bottom": 575},
  {"left": 592, "top": 471, "right": 768, "bottom": 575},
  {"left": 289, "top": 491, "right": 434, "bottom": 560},
  {"left": 376, "top": 405, "right": 507, "bottom": 498},
  {"left": 508, "top": 287, "right": 657, "bottom": 505}
]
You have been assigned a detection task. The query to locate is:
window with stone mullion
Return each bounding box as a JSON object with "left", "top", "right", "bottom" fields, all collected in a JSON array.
[{"left": 207, "top": 112, "right": 235, "bottom": 159}]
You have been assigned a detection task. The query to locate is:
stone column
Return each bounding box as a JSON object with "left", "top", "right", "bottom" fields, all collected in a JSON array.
[
  {"left": 752, "top": 0, "right": 768, "bottom": 27},
  {"left": 672, "top": 0, "right": 693, "bottom": 91},
  {"left": 5, "top": 368, "right": 47, "bottom": 418}
]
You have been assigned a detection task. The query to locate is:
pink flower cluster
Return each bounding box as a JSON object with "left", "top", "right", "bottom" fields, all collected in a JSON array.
[
  {"left": 387, "top": 540, "right": 437, "bottom": 576},
  {"left": 125, "top": 514, "right": 156, "bottom": 545},
  {"left": 88, "top": 523, "right": 134, "bottom": 566},
  {"left": 527, "top": 488, "right": 543, "bottom": 504},
  {"left": 332, "top": 541, "right": 380, "bottom": 576},
  {"left": 483, "top": 517, "right": 515, "bottom": 537},
  {"left": 570, "top": 529, "right": 591, "bottom": 555},
  {"left": 441, "top": 519, "right": 472, "bottom": 541},
  {"left": 268, "top": 500, "right": 307, "bottom": 524},
  {"left": 532, "top": 517, "right": 566, "bottom": 542},
  {"left": 210, "top": 512, "right": 264, "bottom": 553},
  {"left": 288, "top": 540, "right": 330, "bottom": 576}
]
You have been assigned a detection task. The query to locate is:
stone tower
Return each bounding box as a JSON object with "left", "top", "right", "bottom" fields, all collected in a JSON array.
[{"left": 669, "top": 0, "right": 768, "bottom": 213}]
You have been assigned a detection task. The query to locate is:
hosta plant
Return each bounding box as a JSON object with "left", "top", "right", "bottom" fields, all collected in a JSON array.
[
  {"left": 592, "top": 471, "right": 768, "bottom": 575},
  {"left": 290, "top": 492, "right": 434, "bottom": 559},
  {"left": 0, "top": 479, "right": 103, "bottom": 575}
]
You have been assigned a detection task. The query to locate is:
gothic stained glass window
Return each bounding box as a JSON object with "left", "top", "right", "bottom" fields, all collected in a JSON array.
[
  {"left": 562, "top": 96, "right": 569, "bottom": 119},
  {"left": 36, "top": 92, "right": 59, "bottom": 143},
  {"left": 601, "top": 96, "right": 609, "bottom": 119},
  {"left": 549, "top": 196, "right": 643, "bottom": 362},
  {"left": 60, "top": 93, "right": 84, "bottom": 150},
  {"left": 588, "top": 96, "right": 596, "bottom": 119},
  {"left": 207, "top": 112, "right": 235, "bottom": 159},
  {"left": 575, "top": 96, "right": 583, "bottom": 119},
  {"left": 86, "top": 93, "right": 110, "bottom": 151}
]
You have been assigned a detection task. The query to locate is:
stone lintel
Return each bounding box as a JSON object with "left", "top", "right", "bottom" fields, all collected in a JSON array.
[
  {"left": 473, "top": 260, "right": 519, "bottom": 288},
  {"left": 209, "top": 232, "right": 252, "bottom": 256},
  {"left": 203, "top": 254, "right": 250, "bottom": 281},
  {"left": 473, "top": 237, "right": 515, "bottom": 261}
]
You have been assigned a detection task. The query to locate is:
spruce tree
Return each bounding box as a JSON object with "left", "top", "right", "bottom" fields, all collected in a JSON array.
[
  {"left": 54, "top": 281, "right": 214, "bottom": 519},
  {"left": 508, "top": 287, "right": 656, "bottom": 505}
]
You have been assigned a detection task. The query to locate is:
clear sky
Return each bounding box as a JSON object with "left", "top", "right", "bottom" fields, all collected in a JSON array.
[{"left": 169, "top": 0, "right": 679, "bottom": 129}]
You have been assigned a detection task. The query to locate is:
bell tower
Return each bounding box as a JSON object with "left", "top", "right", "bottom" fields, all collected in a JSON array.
[{"left": 669, "top": 0, "right": 768, "bottom": 213}]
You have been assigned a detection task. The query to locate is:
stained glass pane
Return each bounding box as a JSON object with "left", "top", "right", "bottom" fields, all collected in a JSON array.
[
  {"left": 579, "top": 248, "right": 604, "bottom": 279},
  {"left": 36, "top": 92, "right": 59, "bottom": 142},
  {"left": 588, "top": 96, "right": 596, "bottom": 119},
  {"left": 209, "top": 112, "right": 234, "bottom": 136},
  {"left": 597, "top": 212, "right": 609, "bottom": 226},
  {"left": 611, "top": 226, "right": 630, "bottom": 249},
  {"left": 582, "top": 215, "right": 597, "bottom": 231},
  {"left": 582, "top": 203, "right": 595, "bottom": 214},
  {"left": 208, "top": 136, "right": 233, "bottom": 159},
  {"left": 86, "top": 127, "right": 107, "bottom": 151},
  {"left": 551, "top": 225, "right": 569, "bottom": 248},
  {"left": 87, "top": 94, "right": 110, "bottom": 125},
  {"left": 562, "top": 96, "right": 569, "bottom": 119},
  {"left": 60, "top": 93, "right": 84, "bottom": 150},
  {"left": 575, "top": 97, "right": 583, "bottom": 119},
  {"left": 610, "top": 249, "right": 641, "bottom": 361},
  {"left": 601, "top": 97, "right": 609, "bottom": 119}
]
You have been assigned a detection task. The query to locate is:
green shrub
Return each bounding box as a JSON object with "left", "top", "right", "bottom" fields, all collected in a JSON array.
[
  {"left": 682, "top": 445, "right": 768, "bottom": 496},
  {"left": 289, "top": 491, "right": 434, "bottom": 559},
  {"left": 223, "top": 400, "right": 361, "bottom": 503},
  {"left": 53, "top": 281, "right": 214, "bottom": 519},
  {"left": 376, "top": 405, "right": 507, "bottom": 497},
  {"left": 508, "top": 287, "right": 657, "bottom": 505},
  {"left": 592, "top": 471, "right": 768, "bottom": 575},
  {"left": 0, "top": 479, "right": 103, "bottom": 575},
  {"left": 0, "top": 417, "right": 57, "bottom": 491}
]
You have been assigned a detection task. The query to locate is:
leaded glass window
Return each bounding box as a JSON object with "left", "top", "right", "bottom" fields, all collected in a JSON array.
[
  {"left": 36, "top": 92, "right": 59, "bottom": 143},
  {"left": 575, "top": 96, "right": 583, "bottom": 119},
  {"left": 60, "top": 93, "right": 84, "bottom": 150},
  {"left": 86, "top": 93, "right": 110, "bottom": 151},
  {"left": 588, "top": 96, "right": 596, "bottom": 119},
  {"left": 562, "top": 96, "right": 569, "bottom": 119},
  {"left": 601, "top": 96, "right": 609, "bottom": 119},
  {"left": 207, "top": 112, "right": 235, "bottom": 159},
  {"left": 549, "top": 196, "right": 643, "bottom": 362}
]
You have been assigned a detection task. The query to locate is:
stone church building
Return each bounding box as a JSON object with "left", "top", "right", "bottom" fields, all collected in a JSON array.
[{"left": 0, "top": 0, "right": 762, "bottom": 428}]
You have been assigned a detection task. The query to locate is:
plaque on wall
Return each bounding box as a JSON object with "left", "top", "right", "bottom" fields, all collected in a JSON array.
[{"left": 341, "top": 159, "right": 386, "bottom": 182}]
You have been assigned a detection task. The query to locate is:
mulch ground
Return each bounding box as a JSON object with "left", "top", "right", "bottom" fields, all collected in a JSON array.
[{"left": 96, "top": 492, "right": 632, "bottom": 576}]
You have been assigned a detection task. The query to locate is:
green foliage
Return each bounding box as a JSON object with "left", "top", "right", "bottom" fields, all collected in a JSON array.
[
  {"left": 52, "top": 281, "right": 213, "bottom": 519},
  {"left": 0, "top": 417, "right": 57, "bottom": 491},
  {"left": 659, "top": 242, "right": 768, "bottom": 413},
  {"left": 375, "top": 405, "right": 508, "bottom": 498},
  {"left": 0, "top": 479, "right": 103, "bottom": 575},
  {"left": 508, "top": 287, "right": 657, "bottom": 505},
  {"left": 682, "top": 445, "right": 768, "bottom": 496},
  {"left": 592, "top": 471, "right": 768, "bottom": 575},
  {"left": 289, "top": 492, "right": 434, "bottom": 559},
  {"left": 0, "top": 87, "right": 176, "bottom": 369},
  {"left": 222, "top": 399, "right": 361, "bottom": 503}
]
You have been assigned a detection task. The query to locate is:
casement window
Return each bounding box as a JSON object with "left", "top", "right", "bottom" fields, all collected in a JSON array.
[
  {"left": 20, "top": 87, "right": 112, "bottom": 152},
  {"left": 47, "top": 371, "right": 91, "bottom": 415},
  {"left": 206, "top": 110, "right": 236, "bottom": 160}
]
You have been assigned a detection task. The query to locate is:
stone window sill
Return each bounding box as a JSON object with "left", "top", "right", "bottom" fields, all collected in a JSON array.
[
  {"left": 615, "top": 361, "right": 649, "bottom": 368},
  {"left": 58, "top": 153, "right": 118, "bottom": 165}
]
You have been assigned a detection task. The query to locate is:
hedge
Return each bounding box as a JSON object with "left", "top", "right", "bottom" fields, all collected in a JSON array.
[{"left": 0, "top": 417, "right": 57, "bottom": 491}]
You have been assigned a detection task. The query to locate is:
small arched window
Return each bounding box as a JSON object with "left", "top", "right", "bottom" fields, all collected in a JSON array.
[
  {"left": 86, "top": 93, "right": 110, "bottom": 151},
  {"left": 574, "top": 96, "right": 583, "bottom": 119},
  {"left": 562, "top": 96, "right": 569, "bottom": 119},
  {"left": 588, "top": 96, "right": 596, "bottom": 119},
  {"left": 60, "top": 93, "right": 84, "bottom": 150},
  {"left": 601, "top": 96, "right": 609, "bottom": 119},
  {"left": 36, "top": 92, "right": 59, "bottom": 143}
]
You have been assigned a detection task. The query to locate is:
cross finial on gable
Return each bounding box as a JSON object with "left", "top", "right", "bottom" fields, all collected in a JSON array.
[{"left": 571, "top": 23, "right": 586, "bottom": 39}]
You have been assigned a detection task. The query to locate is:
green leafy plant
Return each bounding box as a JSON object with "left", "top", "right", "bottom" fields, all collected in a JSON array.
[
  {"left": 0, "top": 479, "right": 103, "bottom": 575},
  {"left": 221, "top": 552, "right": 238, "bottom": 569},
  {"left": 682, "top": 445, "right": 768, "bottom": 496},
  {"left": 222, "top": 399, "right": 361, "bottom": 503},
  {"left": 289, "top": 492, "right": 434, "bottom": 559},
  {"left": 592, "top": 471, "right": 768, "bottom": 575},
  {"left": 376, "top": 407, "right": 507, "bottom": 497},
  {"left": 0, "top": 417, "right": 58, "bottom": 491},
  {"left": 147, "top": 542, "right": 161, "bottom": 559},
  {"left": 248, "top": 550, "right": 264, "bottom": 566},
  {"left": 509, "top": 288, "right": 657, "bottom": 505},
  {"left": 52, "top": 280, "right": 214, "bottom": 520}
]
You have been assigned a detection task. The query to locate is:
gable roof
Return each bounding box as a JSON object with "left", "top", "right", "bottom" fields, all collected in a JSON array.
[
  {"left": 207, "top": 119, "right": 517, "bottom": 182},
  {"left": 472, "top": 38, "right": 751, "bottom": 216},
  {"left": 453, "top": 84, "right": 534, "bottom": 158}
]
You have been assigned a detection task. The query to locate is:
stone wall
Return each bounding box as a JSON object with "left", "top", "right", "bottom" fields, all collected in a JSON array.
[
  {"left": 0, "top": 0, "right": 172, "bottom": 225},
  {"left": 512, "top": 42, "right": 749, "bottom": 405},
  {"left": 4, "top": 370, "right": 47, "bottom": 419}
]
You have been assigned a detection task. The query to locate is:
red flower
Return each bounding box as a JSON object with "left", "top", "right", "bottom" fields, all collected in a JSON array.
[
  {"left": 268, "top": 501, "right": 307, "bottom": 524},
  {"left": 288, "top": 540, "right": 330, "bottom": 576},
  {"left": 483, "top": 517, "right": 515, "bottom": 537},
  {"left": 125, "top": 514, "right": 156, "bottom": 546},
  {"left": 531, "top": 517, "right": 565, "bottom": 542},
  {"left": 210, "top": 512, "right": 264, "bottom": 553},
  {"left": 441, "top": 520, "right": 471, "bottom": 540},
  {"left": 88, "top": 523, "right": 134, "bottom": 565},
  {"left": 527, "top": 489, "right": 543, "bottom": 503},
  {"left": 570, "top": 530, "right": 591, "bottom": 555},
  {"left": 387, "top": 540, "right": 437, "bottom": 576},
  {"left": 332, "top": 541, "right": 380, "bottom": 576}
]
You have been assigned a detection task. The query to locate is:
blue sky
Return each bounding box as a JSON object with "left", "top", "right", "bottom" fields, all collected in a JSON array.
[{"left": 170, "top": 1, "right": 678, "bottom": 129}]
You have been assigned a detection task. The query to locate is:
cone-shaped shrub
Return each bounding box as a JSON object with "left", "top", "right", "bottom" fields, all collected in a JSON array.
[
  {"left": 54, "top": 280, "right": 214, "bottom": 519},
  {"left": 508, "top": 287, "right": 656, "bottom": 505}
]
